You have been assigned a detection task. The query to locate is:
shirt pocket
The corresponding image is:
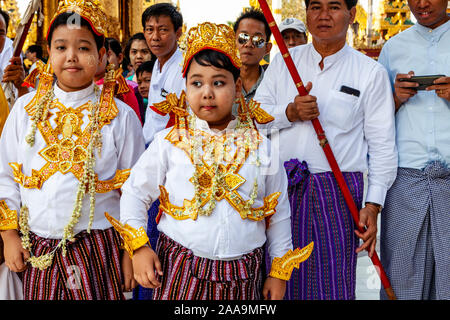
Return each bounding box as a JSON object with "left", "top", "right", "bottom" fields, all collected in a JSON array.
[{"left": 323, "top": 89, "right": 359, "bottom": 131}]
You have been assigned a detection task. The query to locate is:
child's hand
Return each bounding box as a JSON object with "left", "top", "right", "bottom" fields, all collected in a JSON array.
[
  {"left": 121, "top": 252, "right": 137, "bottom": 292},
  {"left": 262, "top": 277, "right": 286, "bottom": 300},
  {"left": 1, "top": 230, "right": 30, "bottom": 272},
  {"left": 132, "top": 245, "right": 163, "bottom": 289}
]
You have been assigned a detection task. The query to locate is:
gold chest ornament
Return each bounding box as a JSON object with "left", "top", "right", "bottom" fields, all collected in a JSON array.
[
  {"left": 153, "top": 91, "right": 280, "bottom": 223},
  {"left": 10, "top": 64, "right": 130, "bottom": 193}
]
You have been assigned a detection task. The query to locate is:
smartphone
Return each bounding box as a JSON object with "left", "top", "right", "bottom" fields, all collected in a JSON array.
[{"left": 398, "top": 75, "right": 445, "bottom": 90}]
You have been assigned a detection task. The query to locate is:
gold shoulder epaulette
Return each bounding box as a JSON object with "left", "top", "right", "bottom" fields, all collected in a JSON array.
[
  {"left": 269, "top": 242, "right": 314, "bottom": 281},
  {"left": 22, "top": 60, "right": 46, "bottom": 89},
  {"left": 153, "top": 91, "right": 189, "bottom": 117},
  {"left": 0, "top": 200, "right": 18, "bottom": 231},
  {"left": 238, "top": 96, "right": 274, "bottom": 124},
  {"left": 98, "top": 65, "right": 119, "bottom": 124},
  {"left": 104, "top": 212, "right": 149, "bottom": 258},
  {"left": 114, "top": 68, "right": 130, "bottom": 95}
]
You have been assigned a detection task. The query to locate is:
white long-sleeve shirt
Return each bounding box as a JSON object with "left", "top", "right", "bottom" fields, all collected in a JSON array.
[
  {"left": 121, "top": 118, "right": 293, "bottom": 261},
  {"left": 0, "top": 83, "right": 145, "bottom": 239},
  {"left": 0, "top": 37, "right": 13, "bottom": 82},
  {"left": 254, "top": 43, "right": 398, "bottom": 206},
  {"left": 142, "top": 48, "right": 186, "bottom": 145}
]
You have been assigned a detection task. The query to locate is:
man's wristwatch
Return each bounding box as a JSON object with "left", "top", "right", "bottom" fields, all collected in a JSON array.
[{"left": 365, "top": 202, "right": 382, "bottom": 213}]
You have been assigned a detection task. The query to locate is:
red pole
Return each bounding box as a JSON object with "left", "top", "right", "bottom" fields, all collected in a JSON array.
[
  {"left": 257, "top": 0, "right": 396, "bottom": 300},
  {"left": 12, "top": 18, "right": 34, "bottom": 58}
]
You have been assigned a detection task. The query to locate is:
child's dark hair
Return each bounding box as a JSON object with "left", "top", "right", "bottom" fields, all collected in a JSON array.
[
  {"left": 123, "top": 33, "right": 150, "bottom": 62},
  {"left": 185, "top": 49, "right": 240, "bottom": 82},
  {"left": 26, "top": 45, "right": 44, "bottom": 60},
  {"left": 0, "top": 9, "right": 10, "bottom": 32},
  {"left": 142, "top": 3, "right": 183, "bottom": 32},
  {"left": 234, "top": 8, "right": 272, "bottom": 41},
  {"left": 105, "top": 37, "right": 122, "bottom": 57},
  {"left": 47, "top": 12, "right": 104, "bottom": 50},
  {"left": 136, "top": 60, "right": 155, "bottom": 78}
]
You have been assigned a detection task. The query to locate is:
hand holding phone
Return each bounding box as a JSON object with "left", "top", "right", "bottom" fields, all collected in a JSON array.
[
  {"left": 394, "top": 72, "right": 418, "bottom": 109},
  {"left": 426, "top": 75, "right": 450, "bottom": 101},
  {"left": 398, "top": 74, "right": 445, "bottom": 90}
]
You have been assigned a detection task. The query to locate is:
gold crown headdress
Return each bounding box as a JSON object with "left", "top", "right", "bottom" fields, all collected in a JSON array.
[
  {"left": 182, "top": 22, "right": 241, "bottom": 77},
  {"left": 46, "top": 0, "right": 107, "bottom": 40}
]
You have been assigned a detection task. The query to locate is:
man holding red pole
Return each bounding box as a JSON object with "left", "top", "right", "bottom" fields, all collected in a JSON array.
[{"left": 254, "top": 0, "right": 397, "bottom": 299}]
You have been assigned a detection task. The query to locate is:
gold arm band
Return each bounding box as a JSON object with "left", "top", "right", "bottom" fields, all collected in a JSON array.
[
  {"left": 269, "top": 242, "right": 314, "bottom": 281},
  {"left": 0, "top": 200, "right": 18, "bottom": 231},
  {"left": 104, "top": 212, "right": 149, "bottom": 259}
]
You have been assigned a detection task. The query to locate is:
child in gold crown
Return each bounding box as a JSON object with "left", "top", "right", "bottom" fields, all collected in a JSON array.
[
  {"left": 111, "top": 22, "right": 312, "bottom": 300},
  {"left": 0, "top": 0, "right": 144, "bottom": 299}
]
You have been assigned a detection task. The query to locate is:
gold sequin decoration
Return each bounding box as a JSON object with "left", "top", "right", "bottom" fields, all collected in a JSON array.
[
  {"left": 269, "top": 242, "right": 314, "bottom": 281},
  {"left": 104, "top": 212, "right": 149, "bottom": 259},
  {"left": 0, "top": 200, "right": 18, "bottom": 231},
  {"left": 14, "top": 79, "right": 124, "bottom": 192},
  {"left": 154, "top": 91, "right": 280, "bottom": 222}
]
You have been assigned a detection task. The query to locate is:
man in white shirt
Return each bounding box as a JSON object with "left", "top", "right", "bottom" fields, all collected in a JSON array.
[
  {"left": 141, "top": 3, "right": 185, "bottom": 146},
  {"left": 135, "top": 3, "right": 186, "bottom": 300},
  {"left": 0, "top": 9, "right": 12, "bottom": 83},
  {"left": 0, "top": 10, "right": 27, "bottom": 100},
  {"left": 254, "top": 0, "right": 397, "bottom": 300},
  {"left": 0, "top": 9, "right": 11, "bottom": 137},
  {"left": 377, "top": 0, "right": 450, "bottom": 300}
]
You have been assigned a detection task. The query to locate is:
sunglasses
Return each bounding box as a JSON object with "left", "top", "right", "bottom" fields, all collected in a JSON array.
[{"left": 237, "top": 33, "right": 267, "bottom": 48}]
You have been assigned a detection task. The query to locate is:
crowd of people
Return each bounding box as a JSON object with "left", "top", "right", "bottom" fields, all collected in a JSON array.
[{"left": 0, "top": 0, "right": 448, "bottom": 301}]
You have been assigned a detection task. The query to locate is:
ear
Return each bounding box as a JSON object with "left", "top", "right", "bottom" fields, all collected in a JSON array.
[
  {"left": 175, "top": 27, "right": 182, "bottom": 41},
  {"left": 265, "top": 41, "right": 272, "bottom": 55},
  {"left": 47, "top": 44, "right": 53, "bottom": 63},
  {"left": 349, "top": 6, "right": 356, "bottom": 25},
  {"left": 118, "top": 52, "right": 124, "bottom": 64},
  {"left": 98, "top": 47, "right": 106, "bottom": 66}
]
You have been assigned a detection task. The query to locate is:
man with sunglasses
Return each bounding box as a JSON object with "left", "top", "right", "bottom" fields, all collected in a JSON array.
[
  {"left": 254, "top": 0, "right": 397, "bottom": 300},
  {"left": 233, "top": 8, "right": 272, "bottom": 104}
]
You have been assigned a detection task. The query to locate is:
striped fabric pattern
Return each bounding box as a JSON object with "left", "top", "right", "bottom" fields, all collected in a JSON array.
[
  {"left": 380, "top": 161, "right": 450, "bottom": 300},
  {"left": 22, "top": 228, "right": 125, "bottom": 300},
  {"left": 284, "top": 159, "right": 363, "bottom": 300},
  {"left": 153, "top": 233, "right": 264, "bottom": 300}
]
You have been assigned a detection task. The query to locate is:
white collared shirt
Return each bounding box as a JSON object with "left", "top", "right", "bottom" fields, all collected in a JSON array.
[
  {"left": 142, "top": 48, "right": 186, "bottom": 145},
  {"left": 0, "top": 83, "right": 145, "bottom": 239},
  {"left": 254, "top": 43, "right": 398, "bottom": 206},
  {"left": 0, "top": 38, "right": 18, "bottom": 101},
  {"left": 0, "top": 37, "right": 13, "bottom": 81},
  {"left": 378, "top": 21, "right": 450, "bottom": 170},
  {"left": 120, "top": 118, "right": 293, "bottom": 261}
]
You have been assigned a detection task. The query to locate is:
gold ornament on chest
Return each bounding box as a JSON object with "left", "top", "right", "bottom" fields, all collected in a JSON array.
[
  {"left": 39, "top": 103, "right": 89, "bottom": 175},
  {"left": 156, "top": 94, "right": 281, "bottom": 223}
]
